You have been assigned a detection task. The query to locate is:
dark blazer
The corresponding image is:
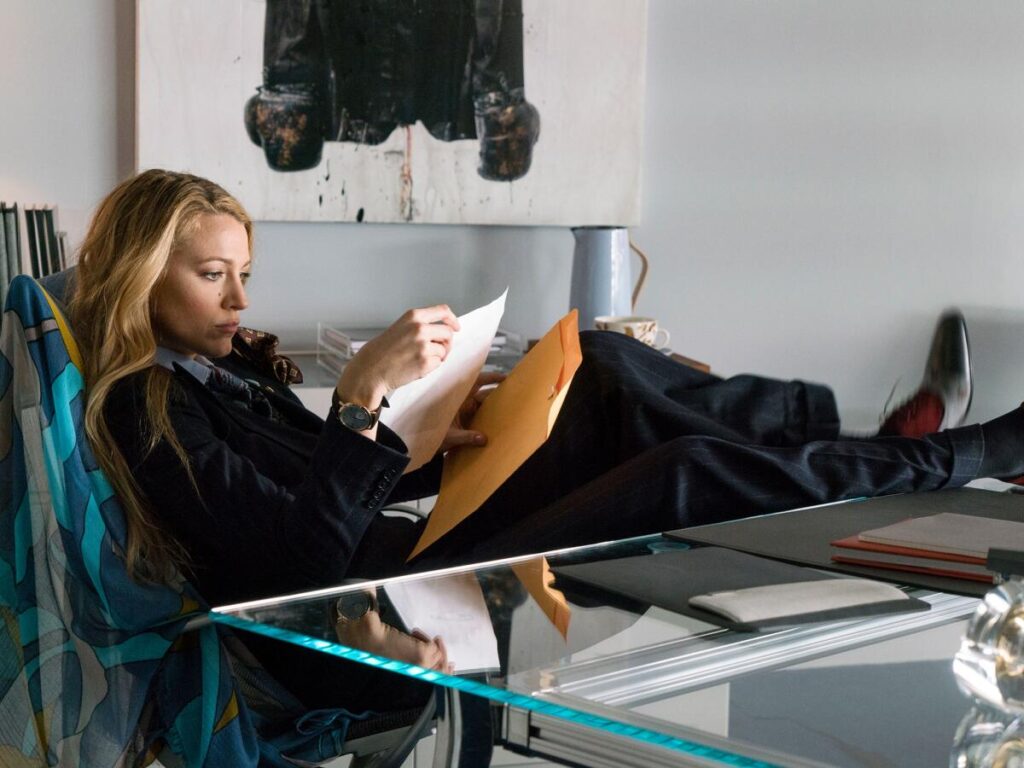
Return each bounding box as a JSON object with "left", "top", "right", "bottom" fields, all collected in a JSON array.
[{"left": 105, "top": 365, "right": 441, "bottom": 608}]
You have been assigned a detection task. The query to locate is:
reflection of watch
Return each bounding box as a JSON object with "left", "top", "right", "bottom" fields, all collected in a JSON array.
[{"left": 335, "top": 591, "right": 377, "bottom": 622}]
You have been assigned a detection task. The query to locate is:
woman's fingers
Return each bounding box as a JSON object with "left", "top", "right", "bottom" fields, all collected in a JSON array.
[
  {"left": 404, "top": 305, "right": 460, "bottom": 357},
  {"left": 340, "top": 620, "right": 455, "bottom": 673},
  {"left": 470, "top": 372, "right": 506, "bottom": 402},
  {"left": 345, "top": 305, "right": 461, "bottom": 392},
  {"left": 420, "top": 323, "right": 455, "bottom": 361},
  {"left": 442, "top": 371, "right": 507, "bottom": 451},
  {"left": 406, "top": 304, "right": 460, "bottom": 332},
  {"left": 472, "top": 384, "right": 498, "bottom": 403},
  {"left": 343, "top": 304, "right": 514, "bottom": 395},
  {"left": 416, "top": 636, "right": 446, "bottom": 671},
  {"left": 402, "top": 308, "right": 459, "bottom": 371},
  {"left": 434, "top": 635, "right": 450, "bottom": 673},
  {"left": 443, "top": 428, "right": 487, "bottom": 451},
  {"left": 476, "top": 371, "right": 507, "bottom": 387},
  {"left": 461, "top": 372, "right": 506, "bottom": 417}
]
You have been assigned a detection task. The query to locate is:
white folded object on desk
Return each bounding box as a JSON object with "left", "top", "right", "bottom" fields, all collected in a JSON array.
[{"left": 689, "top": 578, "right": 912, "bottom": 625}]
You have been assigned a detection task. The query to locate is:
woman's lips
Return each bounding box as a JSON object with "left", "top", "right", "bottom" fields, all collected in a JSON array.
[{"left": 217, "top": 323, "right": 239, "bottom": 334}]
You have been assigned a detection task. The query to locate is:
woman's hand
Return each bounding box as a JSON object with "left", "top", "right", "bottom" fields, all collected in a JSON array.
[
  {"left": 335, "top": 305, "right": 460, "bottom": 411},
  {"left": 336, "top": 610, "right": 453, "bottom": 673},
  {"left": 440, "top": 371, "right": 507, "bottom": 453}
]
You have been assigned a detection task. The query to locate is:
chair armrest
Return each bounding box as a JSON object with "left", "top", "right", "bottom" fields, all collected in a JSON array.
[{"left": 381, "top": 503, "right": 429, "bottom": 521}]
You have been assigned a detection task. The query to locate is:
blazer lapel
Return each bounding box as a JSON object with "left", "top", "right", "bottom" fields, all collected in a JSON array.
[{"left": 172, "top": 366, "right": 321, "bottom": 459}]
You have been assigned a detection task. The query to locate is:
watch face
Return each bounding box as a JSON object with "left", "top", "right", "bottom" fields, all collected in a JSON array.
[
  {"left": 339, "top": 403, "right": 372, "bottom": 430},
  {"left": 336, "top": 592, "right": 373, "bottom": 621}
]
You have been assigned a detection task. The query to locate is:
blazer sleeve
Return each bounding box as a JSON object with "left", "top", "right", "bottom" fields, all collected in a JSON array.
[
  {"left": 390, "top": 453, "right": 443, "bottom": 503},
  {"left": 105, "top": 375, "right": 412, "bottom": 599}
]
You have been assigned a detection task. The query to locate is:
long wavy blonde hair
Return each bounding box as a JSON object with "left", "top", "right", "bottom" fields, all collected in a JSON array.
[{"left": 70, "top": 169, "right": 253, "bottom": 584}]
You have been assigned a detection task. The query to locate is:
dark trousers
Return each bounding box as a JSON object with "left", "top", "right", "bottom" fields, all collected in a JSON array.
[{"left": 420, "top": 330, "right": 984, "bottom": 564}]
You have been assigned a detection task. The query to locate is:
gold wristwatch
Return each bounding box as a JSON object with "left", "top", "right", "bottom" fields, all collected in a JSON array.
[{"left": 332, "top": 391, "right": 387, "bottom": 432}]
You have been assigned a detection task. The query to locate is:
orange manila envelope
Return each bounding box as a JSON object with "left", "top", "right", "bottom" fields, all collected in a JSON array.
[{"left": 408, "top": 310, "right": 583, "bottom": 560}]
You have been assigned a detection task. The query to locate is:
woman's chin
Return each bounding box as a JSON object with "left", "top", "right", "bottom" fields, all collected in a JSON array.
[{"left": 205, "top": 340, "right": 235, "bottom": 360}]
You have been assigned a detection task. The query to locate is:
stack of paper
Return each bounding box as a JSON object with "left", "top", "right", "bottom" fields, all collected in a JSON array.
[{"left": 830, "top": 512, "right": 1024, "bottom": 583}]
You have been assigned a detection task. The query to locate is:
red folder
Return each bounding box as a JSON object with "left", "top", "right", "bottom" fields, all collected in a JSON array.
[{"left": 830, "top": 534, "right": 993, "bottom": 583}]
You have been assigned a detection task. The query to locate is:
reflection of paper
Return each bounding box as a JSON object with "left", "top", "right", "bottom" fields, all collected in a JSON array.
[
  {"left": 384, "top": 573, "right": 500, "bottom": 674},
  {"left": 512, "top": 557, "right": 571, "bottom": 639},
  {"left": 409, "top": 311, "right": 583, "bottom": 559},
  {"left": 384, "top": 290, "right": 507, "bottom": 472}
]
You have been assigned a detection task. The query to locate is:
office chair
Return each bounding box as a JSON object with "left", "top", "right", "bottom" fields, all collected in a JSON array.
[{"left": 0, "top": 275, "right": 438, "bottom": 767}]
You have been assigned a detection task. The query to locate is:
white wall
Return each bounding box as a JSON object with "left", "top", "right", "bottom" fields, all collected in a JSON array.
[
  {"left": 4, "top": 0, "right": 1024, "bottom": 428},
  {"left": 635, "top": 0, "right": 1024, "bottom": 427},
  {"left": 0, "top": 0, "right": 133, "bottom": 241}
]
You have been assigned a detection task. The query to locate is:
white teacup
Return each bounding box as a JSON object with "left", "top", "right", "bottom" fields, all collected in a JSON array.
[{"left": 594, "top": 315, "right": 670, "bottom": 348}]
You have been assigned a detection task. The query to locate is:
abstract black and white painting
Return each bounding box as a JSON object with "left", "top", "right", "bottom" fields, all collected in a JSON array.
[{"left": 137, "top": 0, "right": 646, "bottom": 225}]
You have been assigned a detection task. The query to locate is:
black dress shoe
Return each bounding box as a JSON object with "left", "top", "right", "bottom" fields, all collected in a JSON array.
[
  {"left": 921, "top": 309, "right": 973, "bottom": 429},
  {"left": 879, "top": 309, "right": 972, "bottom": 436}
]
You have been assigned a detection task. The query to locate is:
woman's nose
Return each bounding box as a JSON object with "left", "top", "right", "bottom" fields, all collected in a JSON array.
[{"left": 224, "top": 276, "right": 249, "bottom": 310}]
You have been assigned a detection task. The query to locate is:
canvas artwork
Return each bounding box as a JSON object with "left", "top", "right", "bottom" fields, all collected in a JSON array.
[{"left": 137, "top": 0, "right": 646, "bottom": 226}]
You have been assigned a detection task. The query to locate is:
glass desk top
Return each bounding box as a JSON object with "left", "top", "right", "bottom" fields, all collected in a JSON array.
[{"left": 209, "top": 535, "right": 984, "bottom": 767}]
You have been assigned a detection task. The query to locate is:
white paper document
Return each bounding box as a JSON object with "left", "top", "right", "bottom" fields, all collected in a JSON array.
[
  {"left": 383, "top": 289, "right": 507, "bottom": 472},
  {"left": 384, "top": 573, "right": 501, "bottom": 674}
]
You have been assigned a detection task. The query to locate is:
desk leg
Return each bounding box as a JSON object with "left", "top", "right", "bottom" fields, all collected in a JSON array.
[
  {"left": 430, "top": 687, "right": 496, "bottom": 768},
  {"left": 432, "top": 687, "right": 459, "bottom": 768}
]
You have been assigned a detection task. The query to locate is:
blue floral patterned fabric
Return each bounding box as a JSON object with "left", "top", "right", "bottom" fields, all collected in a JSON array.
[{"left": 0, "top": 275, "right": 259, "bottom": 766}]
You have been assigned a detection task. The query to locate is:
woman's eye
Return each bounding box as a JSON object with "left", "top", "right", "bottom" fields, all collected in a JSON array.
[
  {"left": 240, "top": 272, "right": 252, "bottom": 285},
  {"left": 202, "top": 271, "right": 224, "bottom": 281}
]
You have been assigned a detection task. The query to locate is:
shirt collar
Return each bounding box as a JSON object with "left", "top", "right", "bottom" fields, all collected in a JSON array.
[{"left": 154, "top": 347, "right": 215, "bottom": 385}]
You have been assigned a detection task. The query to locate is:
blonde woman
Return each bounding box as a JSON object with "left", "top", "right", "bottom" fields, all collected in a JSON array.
[
  {"left": 71, "top": 169, "right": 466, "bottom": 706},
  {"left": 72, "top": 169, "right": 1019, "bottom": 706}
]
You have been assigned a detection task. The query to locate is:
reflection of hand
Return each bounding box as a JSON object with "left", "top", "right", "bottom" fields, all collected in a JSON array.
[
  {"left": 440, "top": 371, "right": 506, "bottom": 453},
  {"left": 336, "top": 305, "right": 460, "bottom": 412},
  {"left": 336, "top": 610, "right": 454, "bottom": 673}
]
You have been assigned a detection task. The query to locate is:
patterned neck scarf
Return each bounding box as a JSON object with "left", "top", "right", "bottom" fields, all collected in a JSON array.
[{"left": 232, "top": 327, "right": 304, "bottom": 386}]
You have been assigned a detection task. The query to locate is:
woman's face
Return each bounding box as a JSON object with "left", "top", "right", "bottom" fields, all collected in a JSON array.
[{"left": 151, "top": 213, "right": 251, "bottom": 359}]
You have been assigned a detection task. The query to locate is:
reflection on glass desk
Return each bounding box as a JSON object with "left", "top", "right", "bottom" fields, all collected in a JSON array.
[{"left": 210, "top": 535, "right": 983, "bottom": 767}]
